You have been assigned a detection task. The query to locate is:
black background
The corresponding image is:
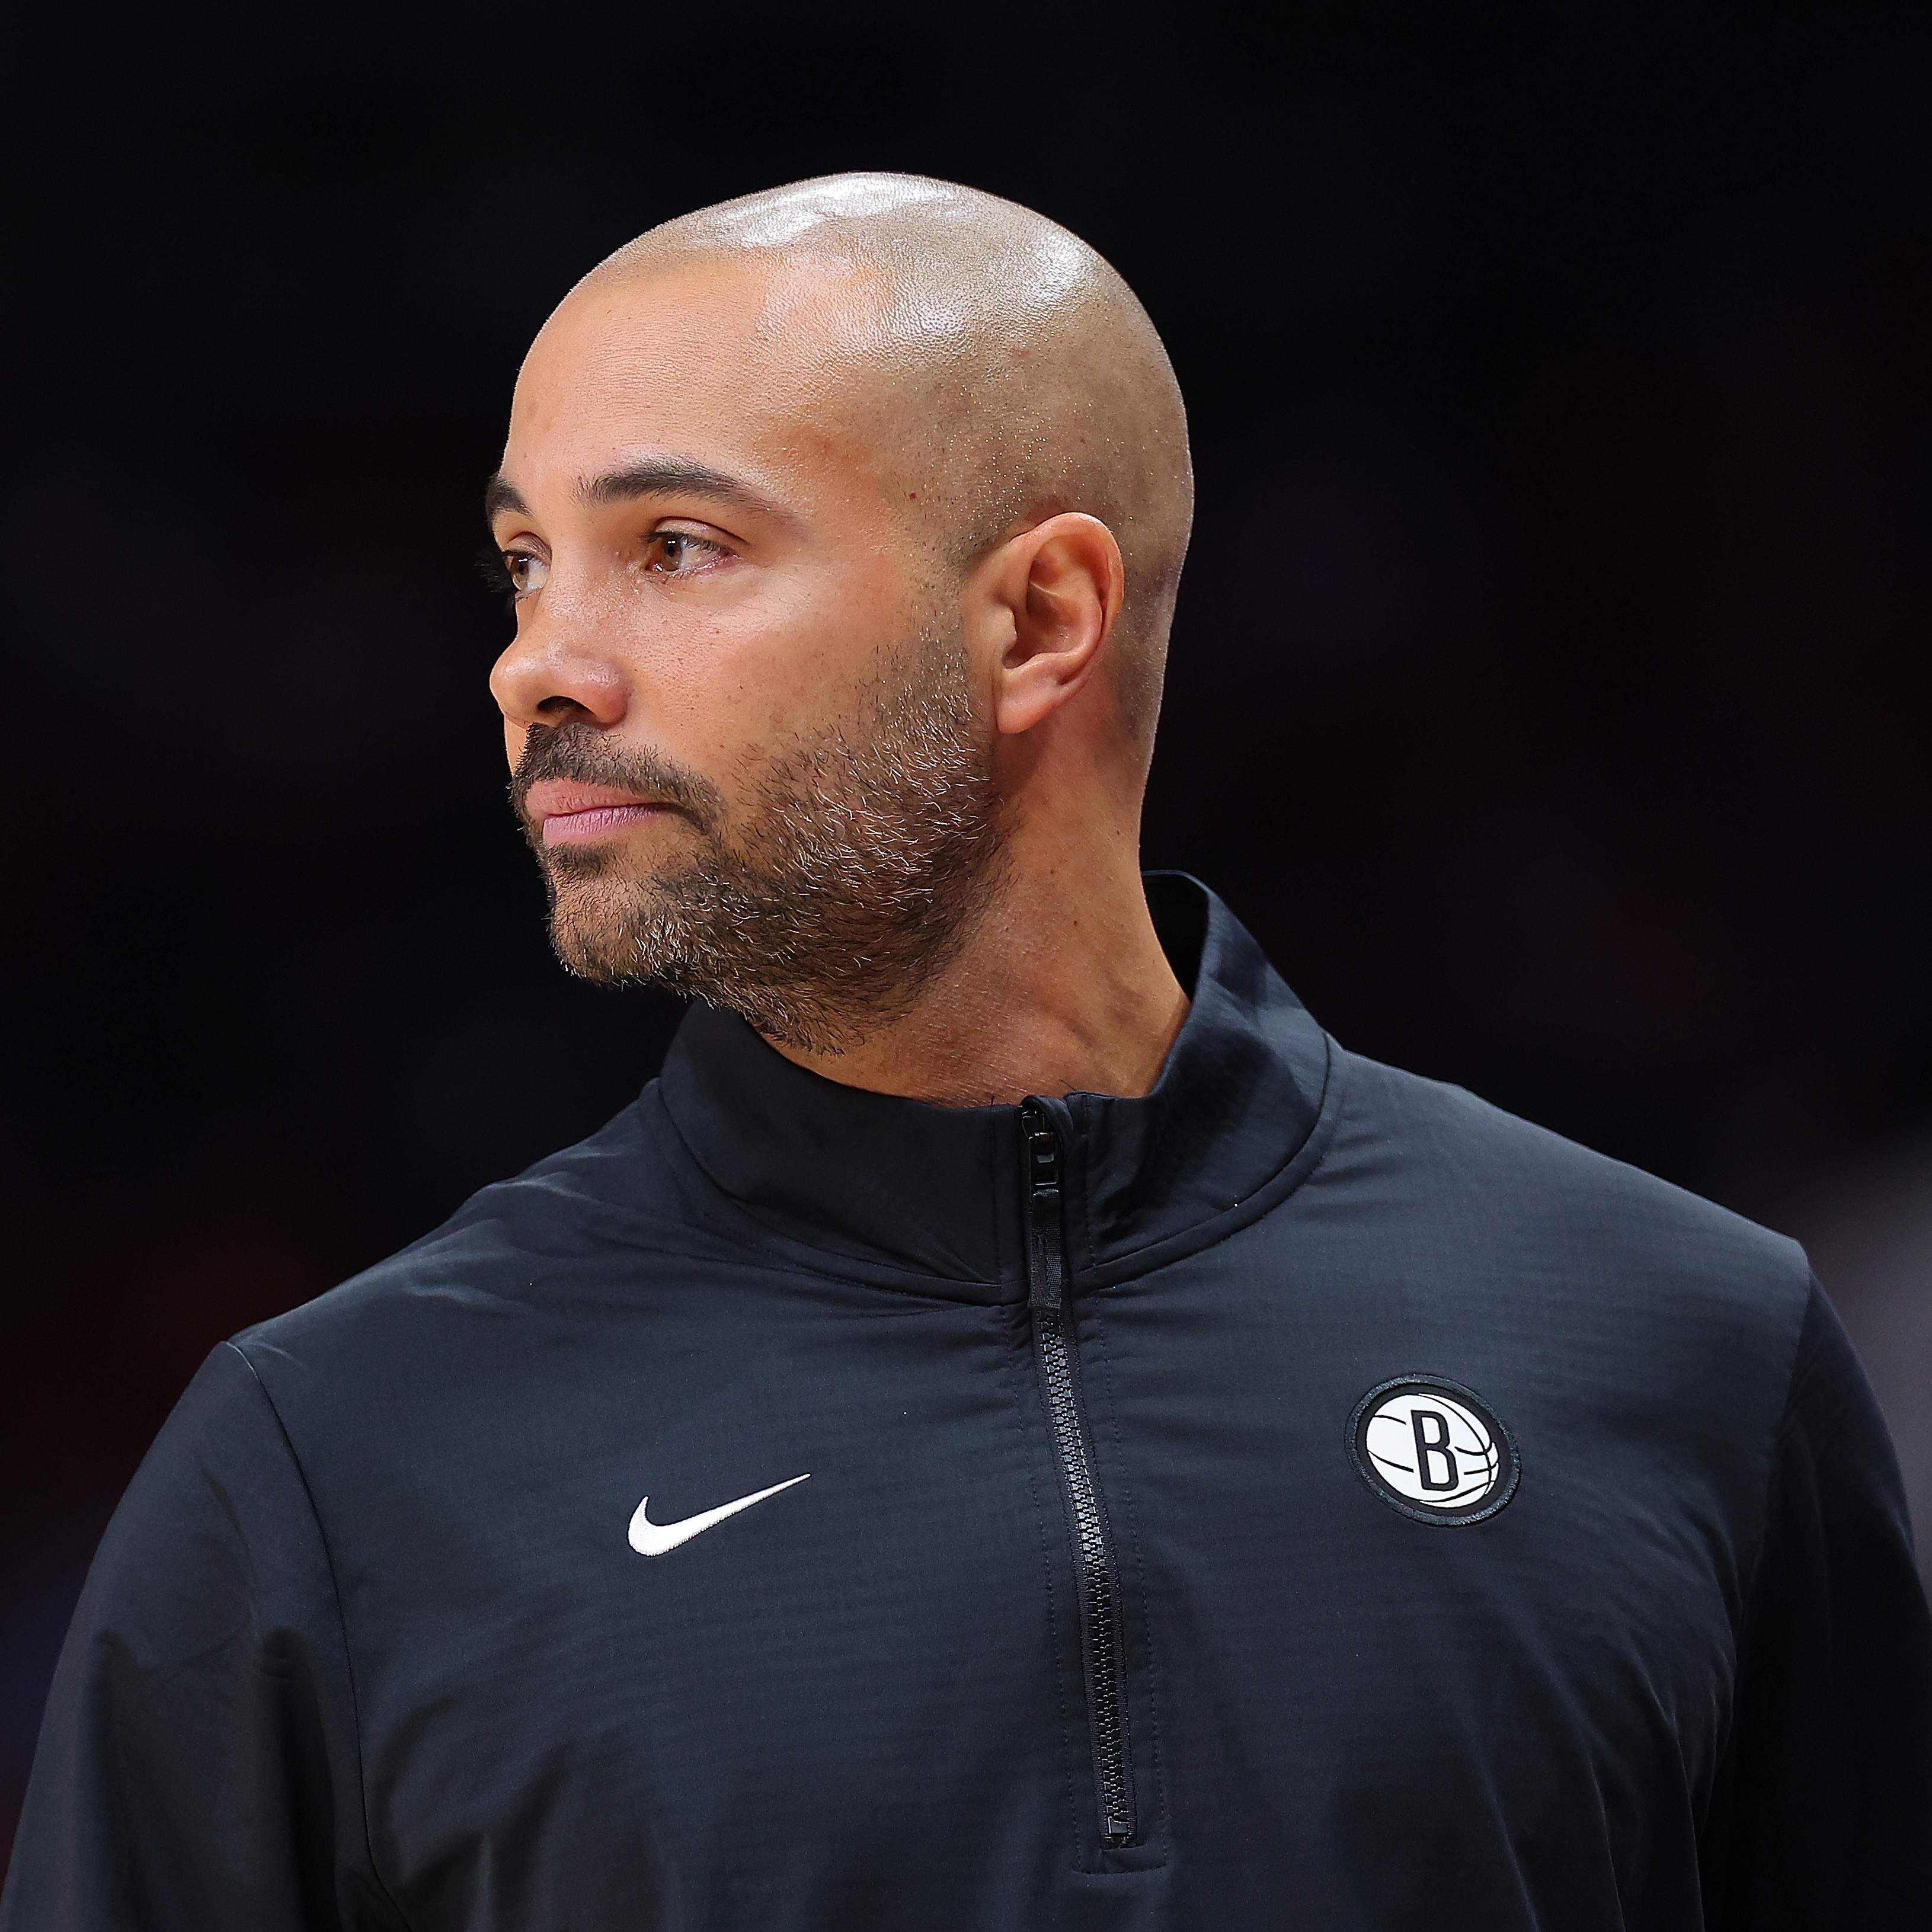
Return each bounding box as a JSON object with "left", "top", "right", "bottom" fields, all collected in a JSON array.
[{"left": 6, "top": 0, "right": 1931, "bottom": 1861}]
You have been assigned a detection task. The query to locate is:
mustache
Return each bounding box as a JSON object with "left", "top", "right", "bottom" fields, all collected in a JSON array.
[{"left": 509, "top": 722, "right": 726, "bottom": 833}]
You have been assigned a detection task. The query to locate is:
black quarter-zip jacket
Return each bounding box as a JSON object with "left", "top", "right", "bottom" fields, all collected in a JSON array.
[{"left": 7, "top": 877, "right": 1931, "bottom": 1930}]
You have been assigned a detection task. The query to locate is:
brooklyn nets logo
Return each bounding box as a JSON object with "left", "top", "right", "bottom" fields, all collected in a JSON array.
[{"left": 1347, "top": 1376, "right": 1520, "bottom": 1525}]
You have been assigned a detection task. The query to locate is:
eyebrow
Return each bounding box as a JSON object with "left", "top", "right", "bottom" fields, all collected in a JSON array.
[
  {"left": 483, "top": 473, "right": 529, "bottom": 521},
  {"left": 483, "top": 459, "right": 785, "bottom": 526}
]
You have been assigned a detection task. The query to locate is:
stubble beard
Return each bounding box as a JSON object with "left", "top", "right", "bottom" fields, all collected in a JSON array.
[{"left": 510, "top": 626, "right": 1008, "bottom": 1056}]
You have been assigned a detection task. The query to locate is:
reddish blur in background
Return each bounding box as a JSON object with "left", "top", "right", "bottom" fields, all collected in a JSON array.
[{"left": 4, "top": 0, "right": 1931, "bottom": 1864}]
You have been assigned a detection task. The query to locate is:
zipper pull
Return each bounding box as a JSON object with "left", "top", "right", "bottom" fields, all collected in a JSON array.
[{"left": 1020, "top": 1102, "right": 1066, "bottom": 1314}]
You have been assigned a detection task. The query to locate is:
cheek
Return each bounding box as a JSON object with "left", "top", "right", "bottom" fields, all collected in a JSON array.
[{"left": 652, "top": 570, "right": 916, "bottom": 758}]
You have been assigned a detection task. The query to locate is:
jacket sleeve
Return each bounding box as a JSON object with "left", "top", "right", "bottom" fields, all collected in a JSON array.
[
  {"left": 0, "top": 1342, "right": 402, "bottom": 1931},
  {"left": 1700, "top": 1274, "right": 1932, "bottom": 1927}
]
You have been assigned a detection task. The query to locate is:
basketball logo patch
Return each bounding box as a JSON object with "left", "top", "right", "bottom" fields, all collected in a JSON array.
[{"left": 1348, "top": 1376, "right": 1520, "bottom": 1525}]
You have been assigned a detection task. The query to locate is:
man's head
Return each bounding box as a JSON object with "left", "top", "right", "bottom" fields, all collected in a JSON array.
[{"left": 487, "top": 173, "right": 1192, "bottom": 1053}]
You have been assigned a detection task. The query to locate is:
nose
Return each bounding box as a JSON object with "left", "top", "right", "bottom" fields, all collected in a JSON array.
[{"left": 488, "top": 604, "right": 630, "bottom": 735}]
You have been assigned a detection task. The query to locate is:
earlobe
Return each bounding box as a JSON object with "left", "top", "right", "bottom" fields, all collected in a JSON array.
[{"left": 990, "top": 513, "right": 1125, "bottom": 738}]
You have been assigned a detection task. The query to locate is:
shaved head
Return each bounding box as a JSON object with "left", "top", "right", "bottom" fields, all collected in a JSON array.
[{"left": 577, "top": 173, "right": 1192, "bottom": 741}]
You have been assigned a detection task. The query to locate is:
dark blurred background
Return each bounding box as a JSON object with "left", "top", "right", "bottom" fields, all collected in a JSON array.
[{"left": 5, "top": 0, "right": 1930, "bottom": 1861}]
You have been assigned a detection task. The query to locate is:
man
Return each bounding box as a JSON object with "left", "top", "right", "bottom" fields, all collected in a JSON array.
[{"left": 5, "top": 174, "right": 1928, "bottom": 1930}]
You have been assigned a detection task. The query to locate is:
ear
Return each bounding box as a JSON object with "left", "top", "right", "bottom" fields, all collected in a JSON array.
[{"left": 973, "top": 513, "right": 1125, "bottom": 737}]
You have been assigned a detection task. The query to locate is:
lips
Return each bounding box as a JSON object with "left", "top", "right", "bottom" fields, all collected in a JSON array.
[{"left": 523, "top": 779, "right": 679, "bottom": 846}]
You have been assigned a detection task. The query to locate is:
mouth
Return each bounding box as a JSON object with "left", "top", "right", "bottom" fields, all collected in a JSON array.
[{"left": 523, "top": 779, "right": 683, "bottom": 847}]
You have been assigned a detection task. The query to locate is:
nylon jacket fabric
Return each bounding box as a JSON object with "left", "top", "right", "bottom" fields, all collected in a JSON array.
[{"left": 7, "top": 875, "right": 1930, "bottom": 1930}]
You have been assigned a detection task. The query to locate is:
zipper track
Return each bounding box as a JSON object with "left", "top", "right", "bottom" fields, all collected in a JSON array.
[{"left": 1021, "top": 1102, "right": 1136, "bottom": 1847}]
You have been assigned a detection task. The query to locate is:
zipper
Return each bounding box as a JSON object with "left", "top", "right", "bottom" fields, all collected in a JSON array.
[{"left": 1020, "top": 1101, "right": 1137, "bottom": 1847}]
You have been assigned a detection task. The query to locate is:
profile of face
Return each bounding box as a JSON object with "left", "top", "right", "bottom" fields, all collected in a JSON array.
[
  {"left": 488, "top": 180, "right": 1189, "bottom": 1061},
  {"left": 487, "top": 257, "right": 1004, "bottom": 1055}
]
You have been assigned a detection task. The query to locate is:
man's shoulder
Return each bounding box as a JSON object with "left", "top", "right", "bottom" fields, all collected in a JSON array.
[
  {"left": 1326, "top": 1044, "right": 1812, "bottom": 1322},
  {"left": 229, "top": 1086, "right": 722, "bottom": 1374}
]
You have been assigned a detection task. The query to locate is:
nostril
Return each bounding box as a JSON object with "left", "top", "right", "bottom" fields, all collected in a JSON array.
[{"left": 490, "top": 644, "right": 628, "bottom": 731}]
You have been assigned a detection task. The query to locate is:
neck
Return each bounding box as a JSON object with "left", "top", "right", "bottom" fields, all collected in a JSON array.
[{"left": 768, "top": 841, "right": 1189, "bottom": 1108}]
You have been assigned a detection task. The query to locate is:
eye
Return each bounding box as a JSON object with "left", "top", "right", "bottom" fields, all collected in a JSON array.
[
  {"left": 642, "top": 528, "right": 728, "bottom": 576},
  {"left": 503, "top": 551, "right": 549, "bottom": 596}
]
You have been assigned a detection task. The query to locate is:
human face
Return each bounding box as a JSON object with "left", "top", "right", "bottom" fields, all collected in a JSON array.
[
  {"left": 485, "top": 260, "right": 1003, "bottom": 1047},
  {"left": 488, "top": 259, "right": 939, "bottom": 824}
]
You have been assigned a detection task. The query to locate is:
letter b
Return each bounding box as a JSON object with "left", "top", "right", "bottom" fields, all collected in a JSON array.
[{"left": 1412, "top": 1409, "right": 1459, "bottom": 1492}]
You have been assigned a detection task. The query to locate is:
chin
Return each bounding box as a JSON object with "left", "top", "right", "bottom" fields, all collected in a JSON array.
[{"left": 544, "top": 874, "right": 658, "bottom": 986}]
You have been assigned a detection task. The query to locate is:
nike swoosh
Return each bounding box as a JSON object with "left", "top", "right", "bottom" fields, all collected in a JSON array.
[{"left": 627, "top": 1473, "right": 811, "bottom": 1557}]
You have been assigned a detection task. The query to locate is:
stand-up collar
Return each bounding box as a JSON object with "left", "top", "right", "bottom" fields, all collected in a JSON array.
[{"left": 653, "top": 875, "right": 1335, "bottom": 1303}]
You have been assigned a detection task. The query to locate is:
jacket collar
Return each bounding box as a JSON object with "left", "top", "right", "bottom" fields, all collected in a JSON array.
[{"left": 652, "top": 874, "right": 1334, "bottom": 1303}]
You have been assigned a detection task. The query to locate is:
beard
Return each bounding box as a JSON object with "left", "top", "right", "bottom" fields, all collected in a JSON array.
[{"left": 509, "top": 625, "right": 1007, "bottom": 1055}]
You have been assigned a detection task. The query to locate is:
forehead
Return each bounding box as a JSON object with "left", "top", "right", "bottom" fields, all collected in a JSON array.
[{"left": 505, "top": 257, "right": 897, "bottom": 496}]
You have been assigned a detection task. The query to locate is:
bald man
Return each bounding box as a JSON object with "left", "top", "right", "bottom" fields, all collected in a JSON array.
[{"left": 5, "top": 176, "right": 1928, "bottom": 1932}]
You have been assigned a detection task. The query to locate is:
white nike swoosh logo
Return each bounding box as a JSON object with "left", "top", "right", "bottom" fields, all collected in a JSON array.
[{"left": 627, "top": 1473, "right": 811, "bottom": 1557}]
